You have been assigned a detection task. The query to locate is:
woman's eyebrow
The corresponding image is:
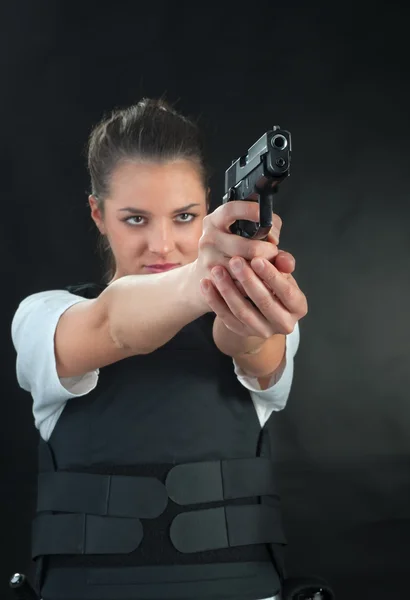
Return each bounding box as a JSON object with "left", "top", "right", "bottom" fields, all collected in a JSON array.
[{"left": 117, "top": 203, "right": 201, "bottom": 216}]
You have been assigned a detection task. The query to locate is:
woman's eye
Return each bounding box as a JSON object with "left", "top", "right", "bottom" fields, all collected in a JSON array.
[
  {"left": 124, "top": 213, "right": 197, "bottom": 226},
  {"left": 126, "top": 216, "right": 145, "bottom": 226},
  {"left": 175, "top": 213, "right": 195, "bottom": 223}
]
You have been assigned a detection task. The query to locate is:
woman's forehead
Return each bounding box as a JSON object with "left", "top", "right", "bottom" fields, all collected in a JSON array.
[{"left": 107, "top": 160, "right": 206, "bottom": 208}]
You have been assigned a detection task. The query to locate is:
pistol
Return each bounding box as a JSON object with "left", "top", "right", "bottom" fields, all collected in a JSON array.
[{"left": 223, "top": 126, "right": 291, "bottom": 240}]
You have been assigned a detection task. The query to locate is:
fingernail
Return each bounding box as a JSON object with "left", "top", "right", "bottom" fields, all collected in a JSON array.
[
  {"left": 253, "top": 258, "right": 264, "bottom": 270},
  {"left": 212, "top": 267, "right": 224, "bottom": 281},
  {"left": 230, "top": 258, "right": 243, "bottom": 272}
]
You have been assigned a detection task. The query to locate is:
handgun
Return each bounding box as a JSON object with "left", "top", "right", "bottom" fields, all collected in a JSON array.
[{"left": 222, "top": 126, "right": 291, "bottom": 240}]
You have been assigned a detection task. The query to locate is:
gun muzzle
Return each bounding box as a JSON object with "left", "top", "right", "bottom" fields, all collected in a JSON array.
[
  {"left": 271, "top": 133, "right": 288, "bottom": 150},
  {"left": 223, "top": 127, "right": 291, "bottom": 239}
]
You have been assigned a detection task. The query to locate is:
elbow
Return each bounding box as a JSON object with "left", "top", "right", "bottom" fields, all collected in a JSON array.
[{"left": 107, "top": 319, "right": 156, "bottom": 356}]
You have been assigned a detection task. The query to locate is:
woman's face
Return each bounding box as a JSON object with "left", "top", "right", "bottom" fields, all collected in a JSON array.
[{"left": 89, "top": 160, "right": 208, "bottom": 281}]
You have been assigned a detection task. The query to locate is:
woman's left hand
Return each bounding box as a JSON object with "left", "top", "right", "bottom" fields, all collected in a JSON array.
[{"left": 201, "top": 250, "right": 308, "bottom": 355}]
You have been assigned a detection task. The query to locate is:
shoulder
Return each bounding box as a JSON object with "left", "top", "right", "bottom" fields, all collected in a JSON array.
[
  {"left": 13, "top": 282, "right": 106, "bottom": 319},
  {"left": 65, "top": 282, "right": 107, "bottom": 299},
  {"left": 11, "top": 285, "right": 102, "bottom": 349},
  {"left": 13, "top": 289, "right": 85, "bottom": 323}
]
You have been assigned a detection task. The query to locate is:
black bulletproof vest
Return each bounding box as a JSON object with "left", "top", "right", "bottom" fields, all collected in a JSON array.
[{"left": 33, "top": 282, "right": 287, "bottom": 600}]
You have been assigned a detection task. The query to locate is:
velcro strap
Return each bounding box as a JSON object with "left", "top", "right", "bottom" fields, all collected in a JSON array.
[
  {"left": 37, "top": 471, "right": 168, "bottom": 518},
  {"left": 32, "top": 514, "right": 142, "bottom": 559},
  {"left": 166, "top": 458, "right": 277, "bottom": 505},
  {"left": 170, "top": 505, "right": 286, "bottom": 553},
  {"left": 41, "top": 563, "right": 281, "bottom": 600}
]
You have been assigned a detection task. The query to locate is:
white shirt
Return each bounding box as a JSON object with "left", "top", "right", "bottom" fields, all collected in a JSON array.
[
  {"left": 11, "top": 290, "right": 300, "bottom": 441},
  {"left": 11, "top": 289, "right": 299, "bottom": 600}
]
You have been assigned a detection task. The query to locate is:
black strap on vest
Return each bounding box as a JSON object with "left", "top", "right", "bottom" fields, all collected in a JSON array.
[
  {"left": 32, "top": 457, "right": 285, "bottom": 559},
  {"left": 166, "top": 457, "right": 277, "bottom": 504},
  {"left": 37, "top": 458, "right": 277, "bottom": 516},
  {"left": 170, "top": 505, "right": 286, "bottom": 553},
  {"left": 32, "top": 514, "right": 143, "bottom": 556},
  {"left": 37, "top": 471, "right": 168, "bottom": 518},
  {"left": 32, "top": 505, "right": 284, "bottom": 558},
  {"left": 41, "top": 562, "right": 281, "bottom": 600}
]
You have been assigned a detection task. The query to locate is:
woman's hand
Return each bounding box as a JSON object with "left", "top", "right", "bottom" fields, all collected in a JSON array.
[
  {"left": 201, "top": 249, "right": 308, "bottom": 357},
  {"left": 190, "top": 201, "right": 282, "bottom": 311}
]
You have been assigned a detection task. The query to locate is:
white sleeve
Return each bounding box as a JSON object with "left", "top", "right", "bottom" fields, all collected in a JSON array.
[
  {"left": 11, "top": 290, "right": 99, "bottom": 440},
  {"left": 233, "top": 321, "right": 300, "bottom": 427}
]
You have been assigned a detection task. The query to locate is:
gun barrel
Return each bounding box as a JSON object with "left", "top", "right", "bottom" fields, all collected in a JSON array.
[
  {"left": 223, "top": 126, "right": 292, "bottom": 240},
  {"left": 271, "top": 133, "right": 288, "bottom": 150}
]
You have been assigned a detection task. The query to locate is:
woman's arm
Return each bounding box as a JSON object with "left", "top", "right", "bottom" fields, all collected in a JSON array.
[
  {"left": 54, "top": 262, "right": 206, "bottom": 378},
  {"left": 34, "top": 200, "right": 279, "bottom": 379}
]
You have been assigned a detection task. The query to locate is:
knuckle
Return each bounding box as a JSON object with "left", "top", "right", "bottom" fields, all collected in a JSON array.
[
  {"left": 246, "top": 202, "right": 259, "bottom": 220},
  {"left": 258, "top": 295, "right": 274, "bottom": 312},
  {"left": 261, "top": 245, "right": 279, "bottom": 261},
  {"left": 202, "top": 213, "right": 213, "bottom": 229},
  {"left": 236, "top": 306, "right": 250, "bottom": 322},
  {"left": 281, "top": 320, "right": 295, "bottom": 335},
  {"left": 246, "top": 243, "right": 261, "bottom": 260},
  {"left": 239, "top": 273, "right": 253, "bottom": 286},
  {"left": 212, "top": 205, "right": 223, "bottom": 217},
  {"left": 228, "top": 200, "right": 259, "bottom": 222},
  {"left": 262, "top": 328, "right": 272, "bottom": 340},
  {"left": 300, "top": 298, "right": 309, "bottom": 317},
  {"left": 256, "top": 326, "right": 272, "bottom": 340},
  {"left": 198, "top": 232, "right": 215, "bottom": 250},
  {"left": 219, "top": 309, "right": 231, "bottom": 322},
  {"left": 217, "top": 281, "right": 230, "bottom": 294},
  {"left": 294, "top": 292, "right": 308, "bottom": 316},
  {"left": 282, "top": 284, "right": 296, "bottom": 302},
  {"left": 220, "top": 202, "right": 236, "bottom": 222},
  {"left": 231, "top": 240, "right": 251, "bottom": 260},
  {"left": 235, "top": 200, "right": 257, "bottom": 218},
  {"left": 266, "top": 271, "right": 278, "bottom": 288}
]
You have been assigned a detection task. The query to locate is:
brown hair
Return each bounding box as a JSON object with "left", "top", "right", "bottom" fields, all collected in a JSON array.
[{"left": 87, "top": 97, "right": 209, "bottom": 282}]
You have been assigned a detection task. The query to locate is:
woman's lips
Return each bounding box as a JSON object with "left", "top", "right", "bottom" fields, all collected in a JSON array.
[{"left": 144, "top": 263, "right": 180, "bottom": 273}]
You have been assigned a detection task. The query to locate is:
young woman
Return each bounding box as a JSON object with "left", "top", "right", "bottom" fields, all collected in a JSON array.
[{"left": 12, "top": 98, "right": 307, "bottom": 600}]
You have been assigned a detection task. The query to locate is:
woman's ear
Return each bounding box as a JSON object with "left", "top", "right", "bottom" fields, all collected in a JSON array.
[{"left": 89, "top": 195, "right": 106, "bottom": 234}]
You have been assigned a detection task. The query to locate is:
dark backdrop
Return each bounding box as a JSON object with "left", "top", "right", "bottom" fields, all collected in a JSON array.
[{"left": 2, "top": 2, "right": 409, "bottom": 598}]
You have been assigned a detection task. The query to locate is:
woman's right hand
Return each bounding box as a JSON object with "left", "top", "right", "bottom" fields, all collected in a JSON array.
[{"left": 190, "top": 200, "right": 282, "bottom": 310}]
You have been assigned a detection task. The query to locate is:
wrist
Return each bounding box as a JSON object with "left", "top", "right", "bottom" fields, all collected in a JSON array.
[
  {"left": 184, "top": 260, "right": 213, "bottom": 316},
  {"left": 234, "top": 334, "right": 286, "bottom": 379},
  {"left": 213, "top": 317, "right": 265, "bottom": 357},
  {"left": 240, "top": 343, "right": 264, "bottom": 356},
  {"left": 234, "top": 337, "right": 266, "bottom": 358}
]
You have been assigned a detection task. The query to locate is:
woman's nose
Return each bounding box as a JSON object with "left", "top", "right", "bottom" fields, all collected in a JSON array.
[{"left": 148, "top": 221, "right": 176, "bottom": 255}]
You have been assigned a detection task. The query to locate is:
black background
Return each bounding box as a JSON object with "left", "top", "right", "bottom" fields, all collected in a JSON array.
[{"left": 2, "top": 1, "right": 410, "bottom": 598}]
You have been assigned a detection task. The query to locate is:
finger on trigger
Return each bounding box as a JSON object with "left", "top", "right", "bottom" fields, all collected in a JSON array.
[
  {"left": 267, "top": 213, "right": 282, "bottom": 244},
  {"left": 217, "top": 200, "right": 260, "bottom": 231}
]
